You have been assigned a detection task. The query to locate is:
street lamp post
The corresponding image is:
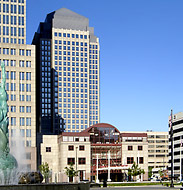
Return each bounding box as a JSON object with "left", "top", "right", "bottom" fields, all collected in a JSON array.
[
  {"left": 76, "top": 146, "right": 78, "bottom": 171},
  {"left": 76, "top": 146, "right": 78, "bottom": 182},
  {"left": 91, "top": 147, "right": 93, "bottom": 182},
  {"left": 170, "top": 109, "right": 174, "bottom": 188}
]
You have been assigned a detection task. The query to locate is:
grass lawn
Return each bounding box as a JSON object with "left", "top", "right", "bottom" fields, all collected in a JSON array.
[{"left": 107, "top": 182, "right": 182, "bottom": 187}]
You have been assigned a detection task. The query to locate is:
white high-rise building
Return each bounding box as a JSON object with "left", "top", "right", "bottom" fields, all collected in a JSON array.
[{"left": 0, "top": 0, "right": 26, "bottom": 44}]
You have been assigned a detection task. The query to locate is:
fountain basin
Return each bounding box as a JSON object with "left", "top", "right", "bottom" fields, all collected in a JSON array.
[{"left": 0, "top": 182, "right": 90, "bottom": 190}]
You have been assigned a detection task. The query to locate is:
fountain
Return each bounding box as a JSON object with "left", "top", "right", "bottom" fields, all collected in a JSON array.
[
  {"left": 0, "top": 61, "right": 17, "bottom": 184},
  {"left": 0, "top": 62, "right": 89, "bottom": 190}
]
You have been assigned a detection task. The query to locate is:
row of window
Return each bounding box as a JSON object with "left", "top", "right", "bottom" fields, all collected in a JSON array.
[
  {"left": 19, "top": 117, "right": 32, "bottom": 126},
  {"left": 41, "top": 45, "right": 51, "bottom": 51},
  {"left": 59, "top": 109, "right": 88, "bottom": 114},
  {"left": 90, "top": 121, "right": 98, "bottom": 126},
  {"left": 56, "top": 67, "right": 88, "bottom": 73},
  {"left": 90, "top": 44, "right": 98, "bottom": 49},
  {"left": 59, "top": 93, "right": 87, "bottom": 99},
  {"left": 54, "top": 46, "right": 88, "bottom": 53},
  {"left": 3, "top": 0, "right": 24, "bottom": 3},
  {"left": 0, "top": 48, "right": 31, "bottom": 56},
  {"left": 10, "top": 105, "right": 31, "bottom": 113},
  {"left": 19, "top": 72, "right": 31, "bottom": 80},
  {"left": 57, "top": 72, "right": 88, "bottom": 79},
  {"left": 11, "top": 140, "right": 31, "bottom": 147},
  {"left": 10, "top": 117, "right": 31, "bottom": 126},
  {"left": 3, "top": 59, "right": 31, "bottom": 67},
  {"left": 148, "top": 135, "right": 167, "bottom": 139},
  {"left": 64, "top": 120, "right": 88, "bottom": 124},
  {"left": 54, "top": 51, "right": 89, "bottom": 57},
  {"left": 57, "top": 83, "right": 88, "bottom": 88},
  {"left": 59, "top": 104, "right": 88, "bottom": 109},
  {"left": 8, "top": 94, "right": 31, "bottom": 101},
  {"left": 89, "top": 116, "right": 98, "bottom": 120},
  {"left": 65, "top": 124, "right": 87, "bottom": 129},
  {"left": 127, "top": 157, "right": 144, "bottom": 164},
  {"left": 90, "top": 60, "right": 98, "bottom": 64},
  {"left": 2, "top": 15, "right": 24, "bottom": 26},
  {"left": 68, "top": 145, "right": 85, "bottom": 151},
  {"left": 128, "top": 145, "right": 143, "bottom": 151},
  {"left": 2, "top": 4, "right": 24, "bottom": 14},
  {"left": 54, "top": 32, "right": 88, "bottom": 40},
  {"left": 67, "top": 158, "right": 86, "bottom": 165},
  {"left": 55, "top": 62, "right": 88, "bottom": 68},
  {"left": 11, "top": 129, "right": 31, "bottom": 137},
  {"left": 66, "top": 126, "right": 88, "bottom": 131},
  {"left": 60, "top": 108, "right": 87, "bottom": 114},
  {"left": 90, "top": 110, "right": 98, "bottom": 115},
  {"left": 148, "top": 145, "right": 168, "bottom": 148},
  {"left": 148, "top": 140, "right": 168, "bottom": 143},
  {"left": 1, "top": 37, "right": 24, "bottom": 44},
  {"left": 4, "top": 71, "right": 31, "bottom": 80},
  {"left": 6, "top": 83, "right": 31, "bottom": 92},
  {"left": 54, "top": 56, "right": 88, "bottom": 62},
  {"left": 41, "top": 40, "right": 51, "bottom": 46},
  {"left": 55, "top": 41, "right": 88, "bottom": 47},
  {"left": 63, "top": 114, "right": 87, "bottom": 119},
  {"left": 2, "top": 26, "right": 24, "bottom": 36},
  {"left": 148, "top": 155, "right": 167, "bottom": 157},
  {"left": 56, "top": 79, "right": 88, "bottom": 85},
  {"left": 60, "top": 98, "right": 88, "bottom": 103}
]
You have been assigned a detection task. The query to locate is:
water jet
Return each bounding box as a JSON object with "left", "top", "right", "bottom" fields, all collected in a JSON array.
[{"left": 0, "top": 61, "right": 17, "bottom": 184}]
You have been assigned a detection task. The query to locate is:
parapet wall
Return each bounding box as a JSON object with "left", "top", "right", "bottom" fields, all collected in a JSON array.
[{"left": 0, "top": 182, "right": 90, "bottom": 190}]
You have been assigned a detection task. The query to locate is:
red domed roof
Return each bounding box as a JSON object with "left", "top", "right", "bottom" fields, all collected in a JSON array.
[{"left": 82, "top": 123, "right": 120, "bottom": 133}]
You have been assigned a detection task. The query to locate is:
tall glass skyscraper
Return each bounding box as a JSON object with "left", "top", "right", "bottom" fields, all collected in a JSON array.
[{"left": 33, "top": 8, "right": 100, "bottom": 132}]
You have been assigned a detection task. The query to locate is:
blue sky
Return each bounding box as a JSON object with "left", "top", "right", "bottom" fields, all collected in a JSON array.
[{"left": 27, "top": 0, "right": 183, "bottom": 132}]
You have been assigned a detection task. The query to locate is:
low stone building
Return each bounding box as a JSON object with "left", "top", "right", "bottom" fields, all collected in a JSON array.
[
  {"left": 41, "top": 132, "right": 91, "bottom": 182},
  {"left": 121, "top": 133, "right": 148, "bottom": 181},
  {"left": 40, "top": 123, "right": 152, "bottom": 182}
]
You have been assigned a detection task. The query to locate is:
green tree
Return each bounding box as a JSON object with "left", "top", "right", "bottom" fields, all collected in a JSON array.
[
  {"left": 39, "top": 162, "right": 51, "bottom": 183},
  {"left": 128, "top": 162, "right": 145, "bottom": 181},
  {"left": 148, "top": 166, "right": 153, "bottom": 179},
  {"left": 64, "top": 163, "right": 78, "bottom": 182},
  {"left": 158, "top": 168, "right": 164, "bottom": 178}
]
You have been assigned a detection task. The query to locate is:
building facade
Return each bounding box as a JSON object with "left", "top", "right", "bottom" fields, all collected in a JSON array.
[
  {"left": 32, "top": 8, "right": 100, "bottom": 133},
  {"left": 40, "top": 123, "right": 149, "bottom": 182},
  {"left": 41, "top": 132, "right": 91, "bottom": 182},
  {"left": 0, "top": 0, "right": 26, "bottom": 45},
  {"left": 121, "top": 133, "right": 148, "bottom": 181},
  {"left": 0, "top": 0, "right": 36, "bottom": 171},
  {"left": 169, "top": 112, "right": 183, "bottom": 179},
  {"left": 147, "top": 131, "right": 169, "bottom": 174}
]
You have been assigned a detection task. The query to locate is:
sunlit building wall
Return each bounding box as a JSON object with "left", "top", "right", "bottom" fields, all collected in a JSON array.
[
  {"left": 0, "top": 0, "right": 36, "bottom": 170},
  {"left": 32, "top": 8, "right": 100, "bottom": 133}
]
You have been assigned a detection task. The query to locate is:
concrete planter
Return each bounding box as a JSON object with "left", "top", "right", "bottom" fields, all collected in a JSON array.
[{"left": 0, "top": 182, "right": 90, "bottom": 190}]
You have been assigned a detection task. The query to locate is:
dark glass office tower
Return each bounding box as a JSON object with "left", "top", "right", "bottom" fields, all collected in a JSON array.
[{"left": 33, "top": 8, "right": 100, "bottom": 134}]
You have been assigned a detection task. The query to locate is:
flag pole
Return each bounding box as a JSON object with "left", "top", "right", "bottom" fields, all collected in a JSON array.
[
  {"left": 180, "top": 136, "right": 182, "bottom": 182},
  {"left": 170, "top": 109, "right": 174, "bottom": 188}
]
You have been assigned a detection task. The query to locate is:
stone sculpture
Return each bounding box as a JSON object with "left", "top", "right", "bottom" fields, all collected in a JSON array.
[{"left": 0, "top": 61, "right": 17, "bottom": 184}]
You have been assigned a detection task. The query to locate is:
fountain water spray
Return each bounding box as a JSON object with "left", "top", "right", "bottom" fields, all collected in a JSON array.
[{"left": 0, "top": 61, "right": 18, "bottom": 184}]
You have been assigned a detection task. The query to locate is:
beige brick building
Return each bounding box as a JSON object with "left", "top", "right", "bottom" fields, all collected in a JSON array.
[
  {"left": 0, "top": 0, "right": 36, "bottom": 171},
  {"left": 40, "top": 124, "right": 154, "bottom": 182},
  {"left": 0, "top": 43, "right": 37, "bottom": 171},
  {"left": 147, "top": 131, "right": 169, "bottom": 171},
  {"left": 121, "top": 133, "right": 148, "bottom": 181},
  {"left": 121, "top": 131, "right": 169, "bottom": 178},
  {"left": 41, "top": 132, "right": 91, "bottom": 182}
]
